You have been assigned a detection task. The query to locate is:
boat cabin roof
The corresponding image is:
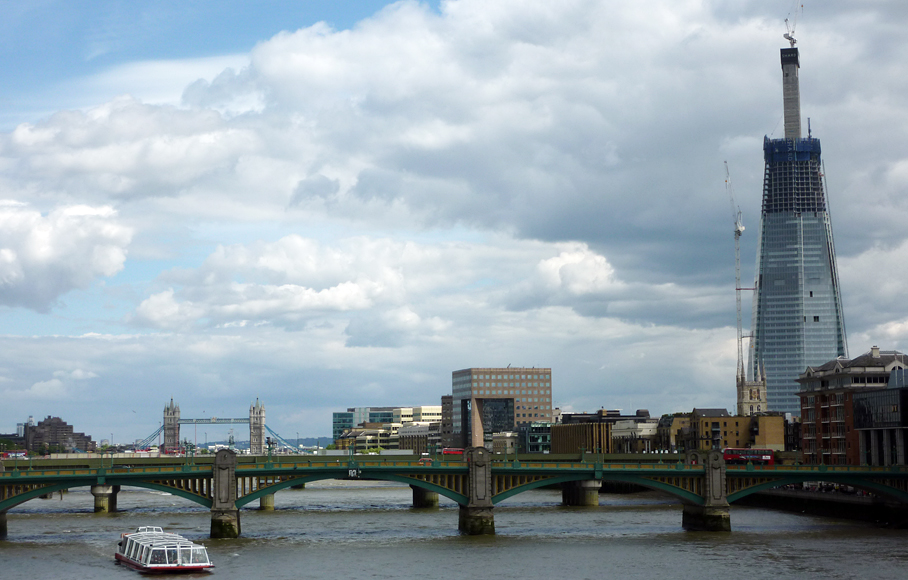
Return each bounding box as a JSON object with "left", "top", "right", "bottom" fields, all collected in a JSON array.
[
  {"left": 135, "top": 526, "right": 163, "bottom": 534},
  {"left": 124, "top": 531, "right": 203, "bottom": 550}
]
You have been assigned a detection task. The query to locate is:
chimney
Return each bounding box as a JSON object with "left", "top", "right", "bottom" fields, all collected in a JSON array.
[{"left": 871, "top": 346, "right": 880, "bottom": 358}]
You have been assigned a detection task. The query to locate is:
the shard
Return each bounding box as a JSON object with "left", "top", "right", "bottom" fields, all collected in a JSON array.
[{"left": 749, "top": 43, "right": 848, "bottom": 415}]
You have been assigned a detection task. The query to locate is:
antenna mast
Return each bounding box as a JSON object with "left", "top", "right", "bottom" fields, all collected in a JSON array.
[{"left": 725, "top": 161, "right": 745, "bottom": 382}]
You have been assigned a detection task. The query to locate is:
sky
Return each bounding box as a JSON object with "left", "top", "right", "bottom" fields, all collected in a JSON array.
[{"left": 2, "top": 0, "right": 908, "bottom": 445}]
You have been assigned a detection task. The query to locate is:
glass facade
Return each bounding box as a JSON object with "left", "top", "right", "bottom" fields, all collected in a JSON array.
[{"left": 750, "top": 136, "right": 847, "bottom": 415}]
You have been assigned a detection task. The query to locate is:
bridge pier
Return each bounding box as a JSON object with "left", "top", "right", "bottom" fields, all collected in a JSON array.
[
  {"left": 0, "top": 510, "right": 6, "bottom": 540},
  {"left": 411, "top": 485, "right": 439, "bottom": 508},
  {"left": 459, "top": 447, "right": 495, "bottom": 535},
  {"left": 682, "top": 450, "right": 730, "bottom": 532},
  {"left": 210, "top": 449, "right": 241, "bottom": 538},
  {"left": 259, "top": 494, "right": 275, "bottom": 511},
  {"left": 682, "top": 504, "right": 731, "bottom": 531},
  {"left": 91, "top": 485, "right": 119, "bottom": 513},
  {"left": 561, "top": 480, "right": 600, "bottom": 506}
]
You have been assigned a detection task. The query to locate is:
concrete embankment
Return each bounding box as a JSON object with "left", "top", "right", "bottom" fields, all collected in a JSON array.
[{"left": 735, "top": 489, "right": 908, "bottom": 527}]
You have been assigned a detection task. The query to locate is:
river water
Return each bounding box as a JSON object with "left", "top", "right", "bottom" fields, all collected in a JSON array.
[{"left": 2, "top": 481, "right": 906, "bottom": 580}]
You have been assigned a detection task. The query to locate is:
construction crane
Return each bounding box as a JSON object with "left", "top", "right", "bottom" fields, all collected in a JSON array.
[
  {"left": 783, "top": 2, "right": 803, "bottom": 47},
  {"left": 725, "top": 161, "right": 746, "bottom": 383}
]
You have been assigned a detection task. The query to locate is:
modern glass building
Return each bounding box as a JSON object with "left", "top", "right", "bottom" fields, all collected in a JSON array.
[
  {"left": 749, "top": 46, "right": 847, "bottom": 415},
  {"left": 331, "top": 406, "right": 395, "bottom": 442}
]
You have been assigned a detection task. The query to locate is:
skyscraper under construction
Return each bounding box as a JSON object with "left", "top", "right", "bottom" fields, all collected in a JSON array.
[{"left": 749, "top": 43, "right": 847, "bottom": 415}]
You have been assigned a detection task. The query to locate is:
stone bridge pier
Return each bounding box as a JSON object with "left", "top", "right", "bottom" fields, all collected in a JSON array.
[
  {"left": 681, "top": 450, "right": 730, "bottom": 531},
  {"left": 210, "top": 449, "right": 241, "bottom": 538},
  {"left": 91, "top": 485, "right": 120, "bottom": 513},
  {"left": 459, "top": 447, "right": 494, "bottom": 534},
  {"left": 562, "top": 479, "right": 601, "bottom": 506},
  {"left": 411, "top": 485, "right": 439, "bottom": 508}
]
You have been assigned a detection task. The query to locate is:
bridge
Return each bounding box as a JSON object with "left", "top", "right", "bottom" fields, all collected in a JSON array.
[{"left": 3, "top": 448, "right": 908, "bottom": 539}]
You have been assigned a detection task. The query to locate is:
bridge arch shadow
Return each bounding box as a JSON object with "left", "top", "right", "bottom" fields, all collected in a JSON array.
[
  {"left": 725, "top": 470, "right": 908, "bottom": 505},
  {"left": 235, "top": 472, "right": 469, "bottom": 507},
  {"left": 491, "top": 472, "right": 706, "bottom": 506}
]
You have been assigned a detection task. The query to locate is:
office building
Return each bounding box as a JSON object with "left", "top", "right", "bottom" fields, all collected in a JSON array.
[
  {"left": 750, "top": 43, "right": 847, "bottom": 414},
  {"left": 332, "top": 407, "right": 395, "bottom": 442},
  {"left": 23, "top": 416, "right": 96, "bottom": 453},
  {"left": 799, "top": 347, "right": 907, "bottom": 464},
  {"left": 451, "top": 367, "right": 553, "bottom": 447}
]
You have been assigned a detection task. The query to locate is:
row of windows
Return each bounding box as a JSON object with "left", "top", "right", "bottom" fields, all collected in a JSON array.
[{"left": 471, "top": 374, "right": 550, "bottom": 380}]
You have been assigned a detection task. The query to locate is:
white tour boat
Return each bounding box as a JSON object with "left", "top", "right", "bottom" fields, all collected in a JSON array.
[{"left": 115, "top": 526, "right": 214, "bottom": 574}]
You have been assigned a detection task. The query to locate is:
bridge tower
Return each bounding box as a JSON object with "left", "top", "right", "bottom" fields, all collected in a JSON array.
[
  {"left": 163, "top": 398, "right": 180, "bottom": 452},
  {"left": 249, "top": 399, "right": 266, "bottom": 455}
]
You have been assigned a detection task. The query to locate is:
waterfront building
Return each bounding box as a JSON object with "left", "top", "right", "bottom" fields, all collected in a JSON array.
[
  {"left": 550, "top": 421, "right": 611, "bottom": 455},
  {"left": 23, "top": 416, "right": 96, "bottom": 453},
  {"left": 611, "top": 419, "right": 659, "bottom": 453},
  {"left": 451, "top": 367, "right": 553, "bottom": 447},
  {"left": 681, "top": 409, "right": 784, "bottom": 452},
  {"left": 397, "top": 422, "right": 441, "bottom": 455},
  {"left": 655, "top": 413, "right": 690, "bottom": 452},
  {"left": 749, "top": 44, "right": 847, "bottom": 415},
  {"left": 561, "top": 409, "right": 651, "bottom": 425},
  {"left": 332, "top": 407, "right": 396, "bottom": 442},
  {"left": 440, "top": 395, "right": 454, "bottom": 448},
  {"left": 854, "top": 368, "right": 908, "bottom": 466},
  {"left": 393, "top": 406, "right": 441, "bottom": 424},
  {"left": 798, "top": 347, "right": 907, "bottom": 464},
  {"left": 492, "top": 431, "right": 518, "bottom": 455},
  {"left": 517, "top": 422, "right": 553, "bottom": 454}
]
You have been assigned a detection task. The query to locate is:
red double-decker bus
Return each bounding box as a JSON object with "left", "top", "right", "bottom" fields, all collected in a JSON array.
[
  {"left": 723, "top": 448, "right": 774, "bottom": 465},
  {"left": 441, "top": 448, "right": 464, "bottom": 456}
]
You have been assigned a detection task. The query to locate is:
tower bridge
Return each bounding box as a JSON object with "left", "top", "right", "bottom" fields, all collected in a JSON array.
[
  {"left": 139, "top": 398, "right": 272, "bottom": 453},
  {"left": 3, "top": 449, "right": 908, "bottom": 540}
]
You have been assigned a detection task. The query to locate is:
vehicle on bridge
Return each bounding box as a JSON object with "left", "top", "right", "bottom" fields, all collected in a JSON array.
[
  {"left": 723, "top": 448, "right": 775, "bottom": 466},
  {"left": 441, "top": 448, "right": 464, "bottom": 456},
  {"left": 115, "top": 526, "right": 213, "bottom": 573}
]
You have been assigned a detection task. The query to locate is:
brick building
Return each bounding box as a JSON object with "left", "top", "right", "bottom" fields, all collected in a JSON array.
[
  {"left": 797, "top": 347, "right": 907, "bottom": 465},
  {"left": 25, "top": 416, "right": 96, "bottom": 453}
]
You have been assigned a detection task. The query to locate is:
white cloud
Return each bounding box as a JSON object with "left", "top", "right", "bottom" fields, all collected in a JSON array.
[
  {"left": 2, "top": 1, "right": 908, "bottom": 440},
  {"left": 0, "top": 202, "right": 132, "bottom": 310}
]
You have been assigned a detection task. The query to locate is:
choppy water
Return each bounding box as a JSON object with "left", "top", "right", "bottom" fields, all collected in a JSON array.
[{"left": 2, "top": 481, "right": 907, "bottom": 580}]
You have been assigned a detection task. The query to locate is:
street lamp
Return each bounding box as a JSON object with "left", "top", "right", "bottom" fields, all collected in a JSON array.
[{"left": 297, "top": 432, "right": 300, "bottom": 453}]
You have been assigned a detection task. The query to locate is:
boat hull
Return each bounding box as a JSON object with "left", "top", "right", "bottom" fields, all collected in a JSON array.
[{"left": 115, "top": 552, "right": 213, "bottom": 574}]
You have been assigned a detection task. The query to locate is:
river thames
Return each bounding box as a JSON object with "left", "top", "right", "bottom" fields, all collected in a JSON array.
[{"left": 2, "top": 480, "right": 906, "bottom": 580}]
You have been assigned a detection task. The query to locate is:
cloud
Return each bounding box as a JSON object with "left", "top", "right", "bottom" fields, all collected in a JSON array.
[
  {"left": 0, "top": 202, "right": 132, "bottom": 310},
  {"left": 2, "top": 1, "right": 908, "bottom": 440}
]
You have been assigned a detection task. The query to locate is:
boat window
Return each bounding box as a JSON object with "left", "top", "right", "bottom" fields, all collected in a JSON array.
[
  {"left": 129, "top": 541, "right": 139, "bottom": 559},
  {"left": 191, "top": 548, "right": 209, "bottom": 564},
  {"left": 150, "top": 549, "right": 165, "bottom": 564},
  {"left": 140, "top": 546, "right": 149, "bottom": 563},
  {"left": 166, "top": 548, "right": 178, "bottom": 564}
]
